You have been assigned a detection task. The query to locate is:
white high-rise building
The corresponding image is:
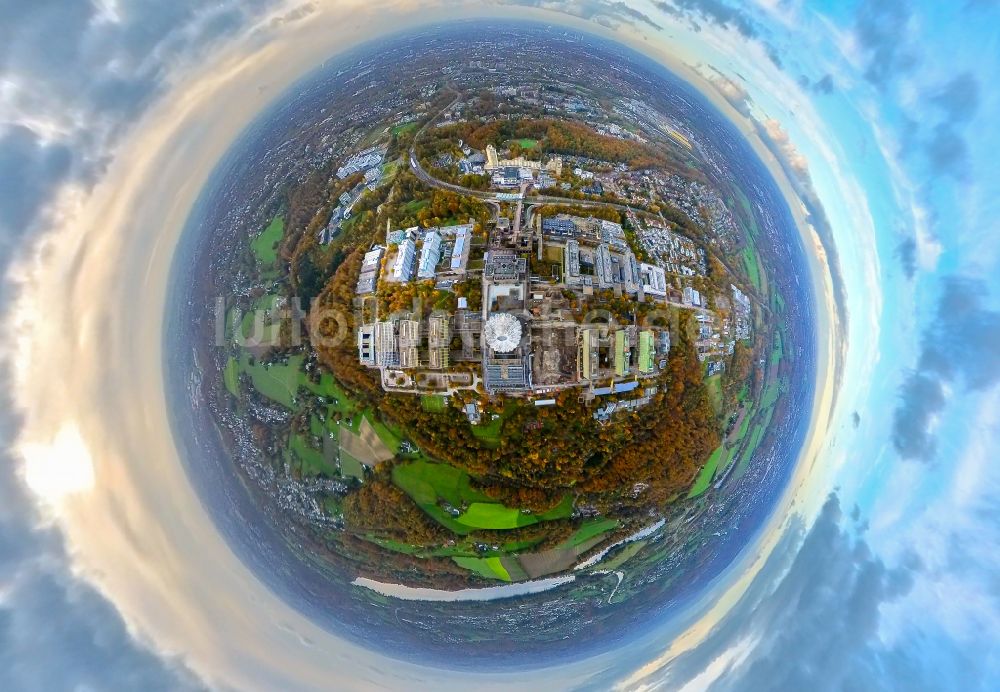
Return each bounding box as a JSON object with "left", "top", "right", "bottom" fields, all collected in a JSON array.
[
  {"left": 392, "top": 238, "right": 416, "bottom": 281},
  {"left": 417, "top": 231, "right": 442, "bottom": 279}
]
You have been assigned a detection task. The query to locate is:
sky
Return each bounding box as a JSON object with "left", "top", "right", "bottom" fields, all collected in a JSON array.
[{"left": 1, "top": 0, "right": 998, "bottom": 690}]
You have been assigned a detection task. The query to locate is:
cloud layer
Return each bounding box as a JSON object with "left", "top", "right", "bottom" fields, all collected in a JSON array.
[
  {"left": 893, "top": 278, "right": 1000, "bottom": 460},
  {"left": 0, "top": 378, "right": 203, "bottom": 690}
]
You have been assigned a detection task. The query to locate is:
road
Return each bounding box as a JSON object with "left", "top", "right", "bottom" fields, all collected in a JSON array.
[
  {"left": 406, "top": 91, "right": 770, "bottom": 316},
  {"left": 407, "top": 92, "right": 641, "bottom": 214},
  {"left": 409, "top": 148, "right": 643, "bottom": 213}
]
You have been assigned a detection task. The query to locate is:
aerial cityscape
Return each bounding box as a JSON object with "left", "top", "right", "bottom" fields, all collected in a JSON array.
[
  {"left": 170, "top": 25, "right": 810, "bottom": 654},
  {"left": 9, "top": 0, "right": 998, "bottom": 686}
]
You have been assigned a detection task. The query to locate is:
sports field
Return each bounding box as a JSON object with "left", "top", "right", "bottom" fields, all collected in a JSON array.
[
  {"left": 509, "top": 138, "right": 538, "bottom": 149},
  {"left": 421, "top": 394, "right": 447, "bottom": 412}
]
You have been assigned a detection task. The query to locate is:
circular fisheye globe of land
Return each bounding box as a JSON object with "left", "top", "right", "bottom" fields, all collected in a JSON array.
[{"left": 166, "top": 21, "right": 816, "bottom": 665}]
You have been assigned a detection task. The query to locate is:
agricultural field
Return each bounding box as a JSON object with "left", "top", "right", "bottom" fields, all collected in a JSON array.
[
  {"left": 567, "top": 517, "right": 619, "bottom": 546},
  {"left": 387, "top": 458, "right": 614, "bottom": 581},
  {"left": 453, "top": 556, "right": 512, "bottom": 582},
  {"left": 290, "top": 433, "right": 337, "bottom": 478}
]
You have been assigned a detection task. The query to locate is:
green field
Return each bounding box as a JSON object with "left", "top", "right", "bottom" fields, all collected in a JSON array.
[
  {"left": 239, "top": 293, "right": 284, "bottom": 345},
  {"left": 340, "top": 450, "right": 365, "bottom": 481},
  {"left": 705, "top": 373, "right": 723, "bottom": 417},
  {"left": 365, "top": 413, "right": 405, "bottom": 454},
  {"left": 470, "top": 402, "right": 517, "bottom": 447},
  {"left": 393, "top": 460, "right": 574, "bottom": 534},
  {"left": 761, "top": 378, "right": 782, "bottom": 410},
  {"left": 715, "top": 444, "right": 740, "bottom": 478},
  {"left": 381, "top": 159, "right": 400, "bottom": 181},
  {"left": 770, "top": 332, "right": 784, "bottom": 368},
  {"left": 290, "top": 433, "right": 336, "bottom": 478},
  {"left": 772, "top": 289, "right": 786, "bottom": 313},
  {"left": 391, "top": 121, "right": 419, "bottom": 136},
  {"left": 304, "top": 372, "right": 358, "bottom": 412},
  {"left": 470, "top": 419, "right": 503, "bottom": 447},
  {"left": 452, "top": 556, "right": 511, "bottom": 582},
  {"left": 510, "top": 138, "right": 539, "bottom": 149},
  {"left": 421, "top": 394, "right": 447, "bottom": 412},
  {"left": 567, "top": 517, "right": 619, "bottom": 546},
  {"left": 735, "top": 405, "right": 775, "bottom": 477},
  {"left": 238, "top": 354, "right": 305, "bottom": 408},
  {"left": 402, "top": 198, "right": 430, "bottom": 215},
  {"left": 393, "top": 460, "right": 492, "bottom": 508},
  {"left": 457, "top": 503, "right": 535, "bottom": 530},
  {"left": 251, "top": 216, "right": 284, "bottom": 266},
  {"left": 742, "top": 244, "right": 762, "bottom": 291},
  {"left": 393, "top": 461, "right": 491, "bottom": 535},
  {"left": 600, "top": 539, "right": 648, "bottom": 571},
  {"left": 502, "top": 537, "right": 545, "bottom": 553},
  {"left": 223, "top": 357, "right": 241, "bottom": 396},
  {"left": 735, "top": 425, "right": 766, "bottom": 477},
  {"left": 688, "top": 446, "right": 725, "bottom": 498},
  {"left": 536, "top": 494, "right": 575, "bottom": 521}
]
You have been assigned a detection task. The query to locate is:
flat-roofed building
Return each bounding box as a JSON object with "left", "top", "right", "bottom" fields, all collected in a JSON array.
[
  {"left": 392, "top": 238, "right": 416, "bottom": 282},
  {"left": 427, "top": 315, "right": 450, "bottom": 370},
  {"left": 595, "top": 243, "right": 615, "bottom": 288},
  {"left": 374, "top": 321, "right": 398, "bottom": 367},
  {"left": 450, "top": 226, "right": 470, "bottom": 273},
  {"left": 542, "top": 215, "right": 578, "bottom": 238},
  {"left": 599, "top": 220, "right": 628, "bottom": 252},
  {"left": 485, "top": 358, "right": 530, "bottom": 392},
  {"left": 638, "top": 330, "right": 655, "bottom": 374},
  {"left": 563, "top": 240, "right": 581, "bottom": 285},
  {"left": 615, "top": 329, "right": 629, "bottom": 377},
  {"left": 357, "top": 325, "right": 376, "bottom": 366},
  {"left": 418, "top": 231, "right": 442, "bottom": 279},
  {"left": 620, "top": 251, "right": 640, "bottom": 294},
  {"left": 428, "top": 348, "right": 449, "bottom": 370},
  {"left": 579, "top": 327, "right": 598, "bottom": 380},
  {"left": 428, "top": 315, "right": 450, "bottom": 348},
  {"left": 362, "top": 247, "right": 384, "bottom": 270},
  {"left": 484, "top": 250, "right": 526, "bottom": 283},
  {"left": 356, "top": 246, "right": 385, "bottom": 295},
  {"left": 356, "top": 272, "right": 379, "bottom": 295},
  {"left": 398, "top": 319, "right": 421, "bottom": 369},
  {"left": 640, "top": 262, "right": 667, "bottom": 298},
  {"left": 683, "top": 286, "right": 703, "bottom": 307},
  {"left": 485, "top": 144, "right": 562, "bottom": 176}
]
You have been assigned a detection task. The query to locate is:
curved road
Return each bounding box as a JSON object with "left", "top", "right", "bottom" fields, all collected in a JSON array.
[
  {"left": 407, "top": 93, "right": 770, "bottom": 313},
  {"left": 407, "top": 92, "right": 641, "bottom": 214}
]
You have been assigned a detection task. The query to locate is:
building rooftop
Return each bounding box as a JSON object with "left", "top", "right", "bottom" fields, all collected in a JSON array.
[{"left": 484, "top": 313, "right": 522, "bottom": 353}]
